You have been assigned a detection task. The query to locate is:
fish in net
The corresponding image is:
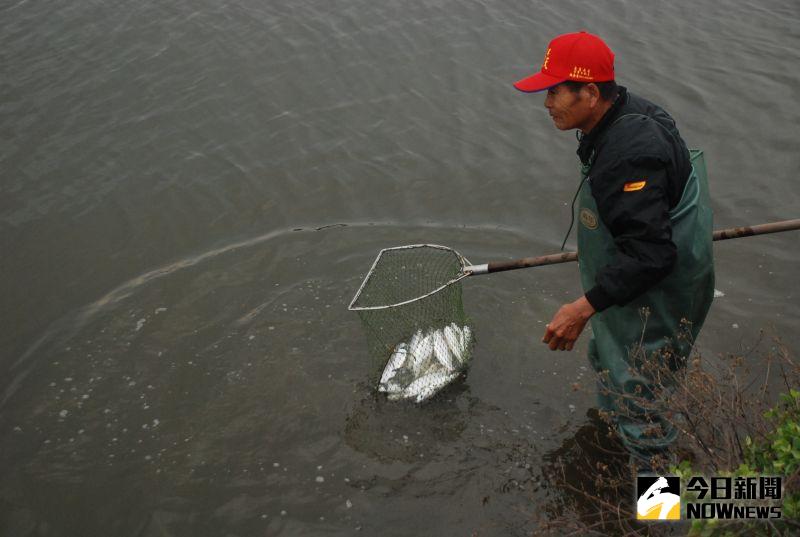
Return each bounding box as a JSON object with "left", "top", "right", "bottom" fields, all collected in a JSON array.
[
  {"left": 348, "top": 219, "right": 800, "bottom": 403},
  {"left": 348, "top": 244, "right": 474, "bottom": 403}
]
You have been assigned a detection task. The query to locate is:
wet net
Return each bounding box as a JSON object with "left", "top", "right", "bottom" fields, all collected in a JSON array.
[{"left": 349, "top": 245, "right": 475, "bottom": 403}]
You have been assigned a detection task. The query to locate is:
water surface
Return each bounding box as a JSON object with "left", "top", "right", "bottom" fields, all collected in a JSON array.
[{"left": 2, "top": 0, "right": 799, "bottom": 534}]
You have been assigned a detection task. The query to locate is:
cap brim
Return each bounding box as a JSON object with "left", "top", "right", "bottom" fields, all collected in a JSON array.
[{"left": 513, "top": 71, "right": 565, "bottom": 93}]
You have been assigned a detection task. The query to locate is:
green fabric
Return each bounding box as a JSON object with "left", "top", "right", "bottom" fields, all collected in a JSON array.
[{"left": 577, "top": 149, "right": 715, "bottom": 458}]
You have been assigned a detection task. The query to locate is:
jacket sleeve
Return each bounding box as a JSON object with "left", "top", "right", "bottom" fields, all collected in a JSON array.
[{"left": 584, "top": 155, "right": 677, "bottom": 311}]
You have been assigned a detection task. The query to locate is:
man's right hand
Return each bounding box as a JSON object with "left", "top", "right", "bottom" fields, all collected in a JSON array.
[{"left": 542, "top": 295, "right": 595, "bottom": 351}]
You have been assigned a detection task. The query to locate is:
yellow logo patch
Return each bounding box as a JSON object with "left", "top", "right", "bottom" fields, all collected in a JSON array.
[
  {"left": 579, "top": 208, "right": 598, "bottom": 230},
  {"left": 623, "top": 180, "right": 647, "bottom": 192}
]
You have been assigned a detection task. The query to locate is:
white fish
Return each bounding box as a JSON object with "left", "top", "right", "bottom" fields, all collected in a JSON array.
[
  {"left": 455, "top": 325, "right": 465, "bottom": 352},
  {"left": 403, "top": 371, "right": 439, "bottom": 399},
  {"left": 404, "top": 371, "right": 460, "bottom": 403},
  {"left": 461, "top": 326, "right": 472, "bottom": 354},
  {"left": 409, "top": 333, "right": 433, "bottom": 375},
  {"left": 409, "top": 330, "right": 429, "bottom": 356},
  {"left": 432, "top": 330, "right": 455, "bottom": 371},
  {"left": 416, "top": 371, "right": 460, "bottom": 403},
  {"left": 379, "top": 380, "right": 404, "bottom": 394},
  {"left": 443, "top": 324, "right": 463, "bottom": 363},
  {"left": 407, "top": 329, "right": 423, "bottom": 354},
  {"left": 379, "top": 343, "right": 407, "bottom": 385},
  {"left": 381, "top": 326, "right": 470, "bottom": 400}
]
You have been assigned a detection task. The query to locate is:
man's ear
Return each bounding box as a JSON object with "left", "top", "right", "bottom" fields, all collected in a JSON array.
[{"left": 583, "top": 83, "right": 601, "bottom": 107}]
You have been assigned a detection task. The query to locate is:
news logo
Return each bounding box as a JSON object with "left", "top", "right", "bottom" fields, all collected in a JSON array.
[
  {"left": 684, "top": 476, "right": 782, "bottom": 520},
  {"left": 634, "top": 474, "right": 784, "bottom": 522},
  {"left": 636, "top": 476, "right": 681, "bottom": 520}
]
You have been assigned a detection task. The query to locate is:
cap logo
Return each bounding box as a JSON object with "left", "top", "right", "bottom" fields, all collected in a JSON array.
[
  {"left": 542, "top": 47, "right": 552, "bottom": 70},
  {"left": 569, "top": 66, "right": 592, "bottom": 80}
]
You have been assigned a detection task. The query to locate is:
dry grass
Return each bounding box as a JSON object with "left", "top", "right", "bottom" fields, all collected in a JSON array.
[{"left": 532, "top": 323, "right": 800, "bottom": 536}]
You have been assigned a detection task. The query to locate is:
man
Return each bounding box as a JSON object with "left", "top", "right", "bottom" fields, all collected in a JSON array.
[{"left": 513, "top": 31, "right": 715, "bottom": 465}]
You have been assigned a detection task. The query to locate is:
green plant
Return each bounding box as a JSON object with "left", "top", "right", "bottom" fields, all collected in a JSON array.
[{"left": 675, "top": 388, "right": 800, "bottom": 536}]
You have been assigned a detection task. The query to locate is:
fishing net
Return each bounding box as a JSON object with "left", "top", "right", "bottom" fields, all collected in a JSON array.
[{"left": 349, "top": 245, "right": 475, "bottom": 403}]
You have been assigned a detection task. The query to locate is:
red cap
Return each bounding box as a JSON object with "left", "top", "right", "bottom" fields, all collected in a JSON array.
[{"left": 513, "top": 31, "right": 615, "bottom": 93}]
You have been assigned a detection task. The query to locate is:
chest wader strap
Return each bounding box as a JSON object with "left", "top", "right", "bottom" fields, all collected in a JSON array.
[{"left": 560, "top": 149, "right": 595, "bottom": 251}]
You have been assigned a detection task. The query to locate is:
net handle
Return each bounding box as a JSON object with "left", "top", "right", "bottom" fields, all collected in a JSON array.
[{"left": 464, "top": 219, "right": 800, "bottom": 275}]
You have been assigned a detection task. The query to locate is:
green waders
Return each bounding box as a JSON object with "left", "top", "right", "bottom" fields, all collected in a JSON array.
[{"left": 577, "top": 149, "right": 715, "bottom": 460}]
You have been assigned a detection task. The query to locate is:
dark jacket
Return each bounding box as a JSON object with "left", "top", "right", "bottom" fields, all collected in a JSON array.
[{"left": 577, "top": 86, "right": 693, "bottom": 312}]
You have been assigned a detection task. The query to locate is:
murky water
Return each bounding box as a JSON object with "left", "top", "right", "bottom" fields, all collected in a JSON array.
[{"left": 2, "top": 0, "right": 799, "bottom": 535}]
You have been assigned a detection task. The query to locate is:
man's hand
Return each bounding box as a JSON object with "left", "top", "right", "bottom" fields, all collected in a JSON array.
[{"left": 542, "top": 295, "right": 596, "bottom": 351}]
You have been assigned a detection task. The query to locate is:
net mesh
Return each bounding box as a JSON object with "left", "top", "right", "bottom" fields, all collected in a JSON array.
[{"left": 349, "top": 245, "right": 474, "bottom": 403}]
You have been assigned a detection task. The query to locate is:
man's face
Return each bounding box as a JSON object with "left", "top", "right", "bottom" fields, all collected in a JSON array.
[{"left": 544, "top": 84, "right": 593, "bottom": 131}]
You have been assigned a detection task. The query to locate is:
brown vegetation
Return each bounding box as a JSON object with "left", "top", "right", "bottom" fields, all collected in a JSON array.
[{"left": 533, "top": 326, "right": 800, "bottom": 536}]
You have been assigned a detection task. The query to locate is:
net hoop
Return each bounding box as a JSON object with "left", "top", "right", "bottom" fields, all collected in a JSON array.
[{"left": 348, "top": 244, "right": 471, "bottom": 312}]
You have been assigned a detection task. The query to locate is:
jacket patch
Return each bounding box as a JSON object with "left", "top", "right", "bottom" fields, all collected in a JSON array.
[
  {"left": 579, "top": 208, "right": 598, "bottom": 230},
  {"left": 623, "top": 180, "right": 647, "bottom": 192}
]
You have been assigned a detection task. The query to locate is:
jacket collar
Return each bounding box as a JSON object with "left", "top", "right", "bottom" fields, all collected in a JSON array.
[{"left": 576, "top": 85, "right": 628, "bottom": 165}]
